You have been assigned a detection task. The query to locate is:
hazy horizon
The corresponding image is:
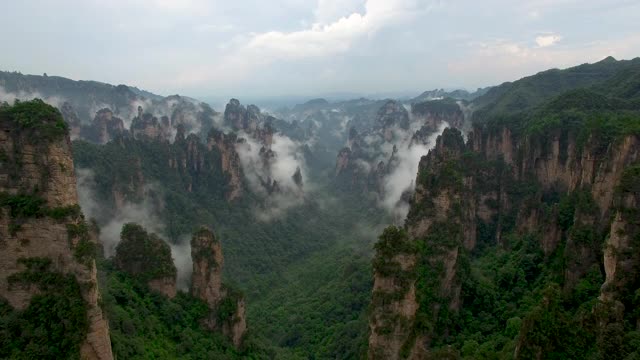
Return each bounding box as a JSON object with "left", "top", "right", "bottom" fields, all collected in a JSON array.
[{"left": 2, "top": 0, "right": 639, "bottom": 99}]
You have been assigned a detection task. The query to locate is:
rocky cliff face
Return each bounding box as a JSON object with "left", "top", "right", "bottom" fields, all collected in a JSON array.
[
  {"left": 223, "top": 98, "right": 273, "bottom": 144},
  {"left": 377, "top": 100, "right": 410, "bottom": 142},
  {"left": 411, "top": 99, "right": 465, "bottom": 141},
  {"left": 368, "top": 121, "right": 640, "bottom": 358},
  {"left": 83, "top": 108, "right": 126, "bottom": 144},
  {"left": 334, "top": 99, "right": 462, "bottom": 197},
  {"left": 131, "top": 107, "right": 173, "bottom": 141},
  {"left": 60, "top": 101, "right": 82, "bottom": 140},
  {"left": 191, "top": 227, "right": 224, "bottom": 306},
  {"left": 207, "top": 129, "right": 243, "bottom": 200},
  {"left": 190, "top": 227, "right": 247, "bottom": 347},
  {"left": 0, "top": 100, "right": 113, "bottom": 359},
  {"left": 114, "top": 223, "right": 177, "bottom": 298}
]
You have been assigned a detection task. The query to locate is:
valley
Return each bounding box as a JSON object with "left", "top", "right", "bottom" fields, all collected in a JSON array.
[{"left": 0, "top": 55, "right": 639, "bottom": 359}]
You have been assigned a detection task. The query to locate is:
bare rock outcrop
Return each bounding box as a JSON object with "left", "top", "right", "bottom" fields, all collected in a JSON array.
[
  {"left": 190, "top": 227, "right": 224, "bottom": 306},
  {"left": 190, "top": 226, "right": 247, "bottom": 347},
  {"left": 377, "top": 100, "right": 410, "bottom": 142},
  {"left": 411, "top": 99, "right": 465, "bottom": 130},
  {"left": 130, "top": 107, "right": 172, "bottom": 141},
  {"left": 84, "top": 108, "right": 126, "bottom": 144},
  {"left": 208, "top": 129, "right": 243, "bottom": 200}
]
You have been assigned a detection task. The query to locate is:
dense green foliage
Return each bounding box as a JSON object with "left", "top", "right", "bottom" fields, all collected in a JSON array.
[
  {"left": 250, "top": 244, "right": 374, "bottom": 359},
  {"left": 67, "top": 219, "right": 97, "bottom": 267},
  {"left": 0, "top": 191, "right": 84, "bottom": 235},
  {"left": 388, "top": 57, "right": 640, "bottom": 358},
  {"left": 0, "top": 192, "right": 81, "bottom": 220},
  {"left": 72, "top": 132, "right": 388, "bottom": 357},
  {"left": 405, "top": 178, "right": 640, "bottom": 359},
  {"left": 0, "top": 258, "right": 88, "bottom": 359},
  {"left": 99, "top": 261, "right": 268, "bottom": 359},
  {"left": 473, "top": 56, "right": 640, "bottom": 121},
  {"left": 0, "top": 192, "right": 46, "bottom": 218},
  {"left": 411, "top": 141, "right": 636, "bottom": 358},
  {"left": 0, "top": 99, "right": 68, "bottom": 139},
  {"left": 115, "top": 223, "right": 177, "bottom": 282},
  {"left": 474, "top": 58, "right": 640, "bottom": 153}
]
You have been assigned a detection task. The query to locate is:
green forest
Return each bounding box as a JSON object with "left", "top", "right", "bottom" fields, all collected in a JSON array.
[{"left": 1, "top": 55, "right": 640, "bottom": 360}]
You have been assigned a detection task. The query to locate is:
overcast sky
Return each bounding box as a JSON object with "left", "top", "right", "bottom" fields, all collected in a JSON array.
[{"left": 2, "top": 0, "right": 639, "bottom": 98}]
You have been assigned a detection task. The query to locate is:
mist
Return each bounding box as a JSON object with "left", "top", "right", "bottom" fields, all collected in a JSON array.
[
  {"left": 381, "top": 122, "right": 448, "bottom": 220},
  {"left": 0, "top": 85, "right": 66, "bottom": 109},
  {"left": 236, "top": 132, "right": 308, "bottom": 221},
  {"left": 76, "top": 168, "right": 193, "bottom": 290}
]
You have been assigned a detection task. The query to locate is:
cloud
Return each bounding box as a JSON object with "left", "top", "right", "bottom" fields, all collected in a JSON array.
[
  {"left": 381, "top": 122, "right": 448, "bottom": 220},
  {"left": 235, "top": 131, "right": 308, "bottom": 221},
  {"left": 447, "top": 32, "right": 640, "bottom": 89},
  {"left": 314, "top": 0, "right": 365, "bottom": 24},
  {"left": 76, "top": 168, "right": 193, "bottom": 290},
  {"left": 0, "top": 86, "right": 66, "bottom": 109},
  {"left": 536, "top": 34, "right": 562, "bottom": 47},
  {"left": 194, "top": 23, "right": 235, "bottom": 33},
  {"left": 173, "top": 0, "right": 435, "bottom": 88},
  {"left": 248, "top": 0, "right": 433, "bottom": 59},
  {"left": 154, "top": 0, "right": 204, "bottom": 12},
  {"left": 4, "top": 0, "right": 640, "bottom": 96}
]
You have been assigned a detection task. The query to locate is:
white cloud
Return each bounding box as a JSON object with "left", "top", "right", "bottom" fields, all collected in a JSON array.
[
  {"left": 194, "top": 23, "right": 235, "bottom": 33},
  {"left": 447, "top": 32, "right": 640, "bottom": 89},
  {"left": 152, "top": 0, "right": 211, "bottom": 13},
  {"left": 0, "top": 86, "right": 66, "bottom": 109},
  {"left": 76, "top": 168, "right": 193, "bottom": 290},
  {"left": 536, "top": 34, "right": 562, "bottom": 47},
  {"left": 381, "top": 122, "right": 448, "bottom": 220},
  {"left": 235, "top": 131, "right": 309, "bottom": 221},
  {"left": 3, "top": 0, "right": 640, "bottom": 96},
  {"left": 172, "top": 0, "right": 435, "bottom": 88},
  {"left": 314, "top": 0, "right": 365, "bottom": 23},
  {"left": 248, "top": 0, "right": 432, "bottom": 58}
]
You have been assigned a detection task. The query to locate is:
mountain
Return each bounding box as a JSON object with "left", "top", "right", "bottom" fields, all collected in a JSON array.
[
  {"left": 70, "top": 95, "right": 387, "bottom": 358},
  {"left": 410, "top": 87, "right": 490, "bottom": 103},
  {"left": 472, "top": 56, "right": 640, "bottom": 121},
  {"left": 331, "top": 97, "right": 468, "bottom": 220},
  {"left": 2, "top": 57, "right": 639, "bottom": 359},
  {"left": 0, "top": 99, "right": 262, "bottom": 359},
  {"left": 368, "top": 57, "right": 640, "bottom": 359},
  {"left": 0, "top": 99, "right": 112, "bottom": 359},
  {"left": 0, "top": 71, "right": 218, "bottom": 145}
]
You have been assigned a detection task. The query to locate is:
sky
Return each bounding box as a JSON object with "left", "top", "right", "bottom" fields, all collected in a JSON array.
[{"left": 1, "top": 0, "right": 639, "bottom": 99}]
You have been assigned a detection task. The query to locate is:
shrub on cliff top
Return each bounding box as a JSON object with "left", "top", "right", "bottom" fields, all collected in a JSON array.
[
  {"left": 115, "top": 223, "right": 177, "bottom": 282},
  {"left": 0, "top": 99, "right": 68, "bottom": 139}
]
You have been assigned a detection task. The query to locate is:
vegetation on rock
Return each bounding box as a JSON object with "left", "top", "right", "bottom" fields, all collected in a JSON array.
[
  {"left": 0, "top": 258, "right": 88, "bottom": 359},
  {"left": 0, "top": 99, "right": 68, "bottom": 139}
]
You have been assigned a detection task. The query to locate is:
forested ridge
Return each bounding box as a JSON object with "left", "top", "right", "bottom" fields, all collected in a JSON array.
[
  {"left": 368, "top": 56, "right": 640, "bottom": 359},
  {"left": 1, "top": 57, "right": 640, "bottom": 360}
]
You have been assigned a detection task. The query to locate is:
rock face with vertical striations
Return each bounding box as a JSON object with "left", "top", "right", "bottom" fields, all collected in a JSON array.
[
  {"left": 130, "top": 108, "right": 172, "bottom": 141},
  {"left": 370, "top": 124, "right": 640, "bottom": 358},
  {"left": 411, "top": 98, "right": 465, "bottom": 132},
  {"left": 190, "top": 226, "right": 247, "bottom": 347},
  {"left": 190, "top": 227, "right": 224, "bottom": 306},
  {"left": 0, "top": 99, "right": 113, "bottom": 359},
  {"left": 207, "top": 129, "right": 243, "bottom": 200},
  {"left": 368, "top": 58, "right": 640, "bottom": 359},
  {"left": 83, "top": 108, "right": 126, "bottom": 144},
  {"left": 333, "top": 99, "right": 462, "bottom": 197}
]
